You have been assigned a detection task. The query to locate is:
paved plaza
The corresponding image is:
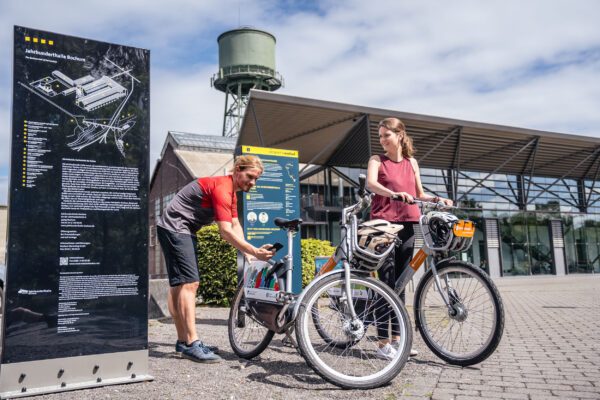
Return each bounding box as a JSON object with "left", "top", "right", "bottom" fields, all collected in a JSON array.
[{"left": 31, "top": 275, "right": 600, "bottom": 399}]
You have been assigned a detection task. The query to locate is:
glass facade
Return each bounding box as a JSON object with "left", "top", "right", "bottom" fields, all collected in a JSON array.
[
  {"left": 497, "top": 212, "right": 554, "bottom": 276},
  {"left": 564, "top": 215, "right": 600, "bottom": 274},
  {"left": 300, "top": 166, "right": 600, "bottom": 277}
]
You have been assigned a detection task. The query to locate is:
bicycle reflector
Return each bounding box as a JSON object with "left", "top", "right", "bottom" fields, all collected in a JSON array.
[{"left": 453, "top": 220, "right": 475, "bottom": 238}]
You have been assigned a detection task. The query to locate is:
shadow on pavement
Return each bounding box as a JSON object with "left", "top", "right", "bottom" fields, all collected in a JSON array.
[
  {"left": 154, "top": 317, "right": 228, "bottom": 326},
  {"left": 238, "top": 358, "right": 341, "bottom": 390}
]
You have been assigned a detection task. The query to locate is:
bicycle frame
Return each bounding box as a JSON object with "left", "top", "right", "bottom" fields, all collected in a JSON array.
[{"left": 292, "top": 188, "right": 395, "bottom": 321}]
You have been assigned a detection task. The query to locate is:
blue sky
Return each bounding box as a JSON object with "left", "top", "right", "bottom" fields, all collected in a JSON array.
[{"left": 1, "top": 0, "right": 600, "bottom": 205}]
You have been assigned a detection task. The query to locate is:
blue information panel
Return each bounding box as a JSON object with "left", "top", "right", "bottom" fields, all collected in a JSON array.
[{"left": 237, "top": 146, "right": 301, "bottom": 293}]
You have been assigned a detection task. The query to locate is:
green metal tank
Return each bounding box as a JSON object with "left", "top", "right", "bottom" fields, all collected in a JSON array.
[
  {"left": 218, "top": 28, "right": 276, "bottom": 70},
  {"left": 212, "top": 27, "right": 282, "bottom": 93}
]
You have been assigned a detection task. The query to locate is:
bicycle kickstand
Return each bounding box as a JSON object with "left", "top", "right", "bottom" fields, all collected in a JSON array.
[{"left": 281, "top": 326, "right": 298, "bottom": 349}]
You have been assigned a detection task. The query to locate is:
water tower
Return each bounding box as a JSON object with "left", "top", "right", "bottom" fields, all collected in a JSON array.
[{"left": 211, "top": 27, "right": 283, "bottom": 137}]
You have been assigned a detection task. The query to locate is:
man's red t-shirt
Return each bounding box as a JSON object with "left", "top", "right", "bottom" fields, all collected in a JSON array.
[{"left": 158, "top": 175, "right": 238, "bottom": 234}]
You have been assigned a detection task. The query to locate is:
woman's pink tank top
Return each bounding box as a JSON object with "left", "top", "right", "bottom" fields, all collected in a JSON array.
[{"left": 370, "top": 155, "right": 421, "bottom": 223}]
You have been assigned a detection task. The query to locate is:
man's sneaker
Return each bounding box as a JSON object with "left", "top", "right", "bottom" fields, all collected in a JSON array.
[
  {"left": 175, "top": 341, "right": 188, "bottom": 355},
  {"left": 176, "top": 341, "right": 220, "bottom": 355},
  {"left": 181, "top": 341, "right": 221, "bottom": 363},
  {"left": 198, "top": 341, "right": 220, "bottom": 354},
  {"left": 376, "top": 343, "right": 398, "bottom": 360},
  {"left": 392, "top": 340, "right": 419, "bottom": 357}
]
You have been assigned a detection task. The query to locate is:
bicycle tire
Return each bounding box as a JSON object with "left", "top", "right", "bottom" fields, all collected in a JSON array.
[
  {"left": 228, "top": 283, "right": 275, "bottom": 359},
  {"left": 296, "top": 274, "right": 411, "bottom": 389},
  {"left": 414, "top": 260, "right": 504, "bottom": 366}
]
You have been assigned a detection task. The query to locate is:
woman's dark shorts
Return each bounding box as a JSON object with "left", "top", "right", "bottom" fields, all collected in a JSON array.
[{"left": 157, "top": 226, "right": 200, "bottom": 287}]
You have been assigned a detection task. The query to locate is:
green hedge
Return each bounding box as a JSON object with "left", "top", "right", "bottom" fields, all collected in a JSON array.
[
  {"left": 300, "top": 238, "right": 336, "bottom": 287},
  {"left": 195, "top": 224, "right": 336, "bottom": 306},
  {"left": 196, "top": 225, "right": 237, "bottom": 306}
]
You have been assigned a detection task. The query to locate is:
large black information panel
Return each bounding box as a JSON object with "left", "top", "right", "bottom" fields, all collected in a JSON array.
[{"left": 2, "top": 26, "right": 150, "bottom": 365}]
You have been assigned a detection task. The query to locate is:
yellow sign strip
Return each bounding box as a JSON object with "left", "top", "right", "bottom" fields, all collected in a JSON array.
[{"left": 241, "top": 145, "right": 298, "bottom": 158}]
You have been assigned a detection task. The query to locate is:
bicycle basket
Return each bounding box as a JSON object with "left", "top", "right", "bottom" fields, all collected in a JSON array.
[
  {"left": 421, "top": 211, "right": 474, "bottom": 252},
  {"left": 354, "top": 219, "right": 402, "bottom": 271}
]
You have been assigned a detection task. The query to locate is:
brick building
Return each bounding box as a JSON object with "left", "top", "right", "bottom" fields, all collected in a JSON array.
[{"left": 149, "top": 132, "right": 236, "bottom": 277}]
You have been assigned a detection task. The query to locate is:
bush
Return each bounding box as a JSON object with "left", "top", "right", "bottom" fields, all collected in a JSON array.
[
  {"left": 195, "top": 226, "right": 336, "bottom": 304},
  {"left": 301, "top": 238, "right": 336, "bottom": 287},
  {"left": 196, "top": 224, "right": 237, "bottom": 306}
]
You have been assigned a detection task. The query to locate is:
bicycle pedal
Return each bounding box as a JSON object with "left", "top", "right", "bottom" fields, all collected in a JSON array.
[{"left": 281, "top": 335, "right": 297, "bottom": 348}]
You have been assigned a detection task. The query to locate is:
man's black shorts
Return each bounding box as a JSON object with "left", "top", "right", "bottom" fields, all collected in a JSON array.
[{"left": 157, "top": 226, "right": 200, "bottom": 287}]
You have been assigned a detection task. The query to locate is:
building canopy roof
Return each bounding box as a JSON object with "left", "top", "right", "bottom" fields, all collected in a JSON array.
[{"left": 238, "top": 90, "right": 600, "bottom": 180}]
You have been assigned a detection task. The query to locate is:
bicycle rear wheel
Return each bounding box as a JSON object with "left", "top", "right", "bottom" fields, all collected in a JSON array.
[
  {"left": 296, "top": 274, "right": 411, "bottom": 389},
  {"left": 228, "top": 283, "right": 275, "bottom": 359},
  {"left": 311, "top": 296, "right": 360, "bottom": 349},
  {"left": 414, "top": 260, "right": 504, "bottom": 366}
]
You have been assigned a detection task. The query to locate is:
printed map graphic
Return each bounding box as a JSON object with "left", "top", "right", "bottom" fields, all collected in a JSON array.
[{"left": 21, "top": 57, "right": 139, "bottom": 156}]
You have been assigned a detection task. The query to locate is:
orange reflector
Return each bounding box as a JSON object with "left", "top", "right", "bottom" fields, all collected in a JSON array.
[
  {"left": 317, "top": 256, "right": 337, "bottom": 276},
  {"left": 453, "top": 220, "right": 475, "bottom": 238},
  {"left": 409, "top": 248, "right": 427, "bottom": 271}
]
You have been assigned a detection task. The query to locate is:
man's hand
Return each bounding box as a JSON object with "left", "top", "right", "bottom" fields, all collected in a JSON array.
[
  {"left": 244, "top": 253, "right": 256, "bottom": 263},
  {"left": 253, "top": 244, "right": 275, "bottom": 261}
]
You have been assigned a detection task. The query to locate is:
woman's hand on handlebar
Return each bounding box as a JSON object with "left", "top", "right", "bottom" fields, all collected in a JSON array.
[
  {"left": 253, "top": 244, "right": 276, "bottom": 261},
  {"left": 439, "top": 197, "right": 453, "bottom": 207},
  {"left": 391, "top": 192, "right": 414, "bottom": 203}
]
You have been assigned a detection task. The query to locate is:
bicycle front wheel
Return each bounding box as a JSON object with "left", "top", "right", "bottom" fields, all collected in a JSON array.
[
  {"left": 296, "top": 274, "right": 411, "bottom": 389},
  {"left": 414, "top": 260, "right": 504, "bottom": 366},
  {"left": 228, "top": 283, "right": 275, "bottom": 359}
]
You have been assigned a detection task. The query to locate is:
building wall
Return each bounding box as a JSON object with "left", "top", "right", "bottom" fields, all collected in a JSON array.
[
  {"left": 148, "top": 144, "right": 194, "bottom": 278},
  {"left": 0, "top": 205, "right": 7, "bottom": 265}
]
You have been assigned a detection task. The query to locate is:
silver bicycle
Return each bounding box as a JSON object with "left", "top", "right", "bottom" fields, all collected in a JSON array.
[
  {"left": 228, "top": 176, "right": 411, "bottom": 389},
  {"left": 315, "top": 189, "right": 505, "bottom": 366},
  {"left": 396, "top": 198, "right": 504, "bottom": 365}
]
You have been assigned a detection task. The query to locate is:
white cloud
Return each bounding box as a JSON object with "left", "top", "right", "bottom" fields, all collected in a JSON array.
[
  {"left": 271, "top": 0, "right": 600, "bottom": 135},
  {"left": 150, "top": 67, "right": 224, "bottom": 164},
  {"left": 1, "top": 0, "right": 600, "bottom": 206}
]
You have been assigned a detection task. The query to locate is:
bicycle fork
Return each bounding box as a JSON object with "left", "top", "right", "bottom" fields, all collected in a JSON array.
[{"left": 394, "top": 247, "right": 453, "bottom": 310}]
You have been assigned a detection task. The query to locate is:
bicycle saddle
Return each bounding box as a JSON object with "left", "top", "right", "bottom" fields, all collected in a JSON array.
[{"left": 274, "top": 217, "right": 303, "bottom": 231}]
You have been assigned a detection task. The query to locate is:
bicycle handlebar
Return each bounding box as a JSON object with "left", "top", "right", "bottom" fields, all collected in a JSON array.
[{"left": 391, "top": 196, "right": 459, "bottom": 210}]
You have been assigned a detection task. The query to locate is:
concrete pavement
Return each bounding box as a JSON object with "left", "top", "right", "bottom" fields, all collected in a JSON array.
[{"left": 30, "top": 274, "right": 600, "bottom": 399}]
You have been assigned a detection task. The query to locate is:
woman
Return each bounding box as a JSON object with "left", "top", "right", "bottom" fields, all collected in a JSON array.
[{"left": 367, "top": 117, "right": 453, "bottom": 360}]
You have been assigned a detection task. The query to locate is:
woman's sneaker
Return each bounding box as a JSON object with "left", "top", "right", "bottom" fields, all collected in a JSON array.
[
  {"left": 376, "top": 343, "right": 398, "bottom": 360},
  {"left": 181, "top": 341, "right": 221, "bottom": 363},
  {"left": 176, "top": 340, "right": 220, "bottom": 355},
  {"left": 391, "top": 340, "right": 418, "bottom": 357}
]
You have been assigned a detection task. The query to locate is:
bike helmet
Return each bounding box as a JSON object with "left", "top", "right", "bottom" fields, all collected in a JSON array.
[
  {"left": 357, "top": 219, "right": 403, "bottom": 254},
  {"left": 428, "top": 213, "right": 454, "bottom": 248},
  {"left": 421, "top": 211, "right": 474, "bottom": 252}
]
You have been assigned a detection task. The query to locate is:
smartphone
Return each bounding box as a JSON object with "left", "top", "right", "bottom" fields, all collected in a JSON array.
[{"left": 268, "top": 243, "right": 284, "bottom": 252}]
